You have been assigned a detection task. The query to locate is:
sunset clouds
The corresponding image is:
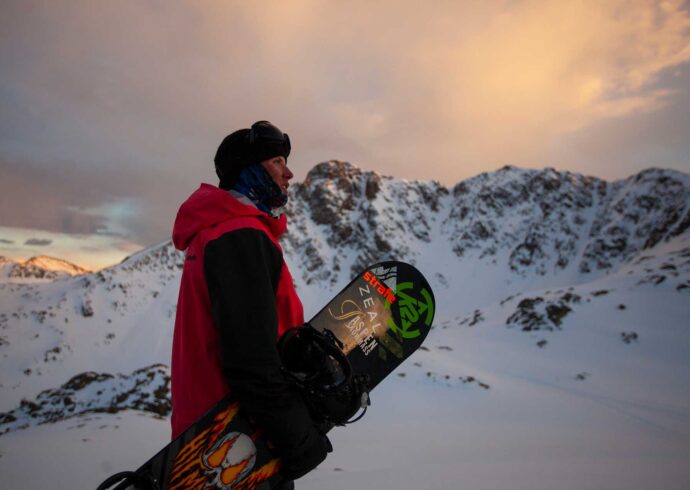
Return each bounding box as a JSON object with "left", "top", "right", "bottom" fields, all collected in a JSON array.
[{"left": 1, "top": 0, "right": 689, "bottom": 266}]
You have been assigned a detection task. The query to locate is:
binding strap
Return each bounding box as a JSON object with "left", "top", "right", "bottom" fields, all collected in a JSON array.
[
  {"left": 96, "top": 470, "right": 159, "bottom": 490},
  {"left": 278, "top": 324, "right": 370, "bottom": 426}
]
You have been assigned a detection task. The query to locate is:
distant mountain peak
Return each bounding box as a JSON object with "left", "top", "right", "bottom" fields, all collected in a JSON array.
[
  {"left": 305, "top": 160, "right": 369, "bottom": 182},
  {"left": 23, "top": 256, "right": 90, "bottom": 274},
  {"left": 3, "top": 255, "right": 90, "bottom": 281}
]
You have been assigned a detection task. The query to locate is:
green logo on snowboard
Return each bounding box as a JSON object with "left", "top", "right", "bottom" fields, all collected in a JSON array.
[{"left": 386, "top": 282, "right": 434, "bottom": 339}]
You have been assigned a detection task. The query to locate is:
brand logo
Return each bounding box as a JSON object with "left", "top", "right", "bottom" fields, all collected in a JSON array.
[
  {"left": 386, "top": 282, "right": 434, "bottom": 339},
  {"left": 362, "top": 271, "right": 396, "bottom": 304}
]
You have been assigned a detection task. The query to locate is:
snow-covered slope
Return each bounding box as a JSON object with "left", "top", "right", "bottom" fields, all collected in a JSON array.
[
  {"left": 0, "top": 242, "right": 182, "bottom": 413},
  {"left": 1, "top": 163, "right": 689, "bottom": 490}
]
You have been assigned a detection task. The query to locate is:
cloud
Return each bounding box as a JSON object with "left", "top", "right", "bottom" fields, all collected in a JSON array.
[
  {"left": 24, "top": 238, "right": 52, "bottom": 246},
  {"left": 0, "top": 0, "right": 689, "bottom": 255},
  {"left": 0, "top": 156, "right": 194, "bottom": 247},
  {"left": 0, "top": 158, "right": 108, "bottom": 235},
  {"left": 554, "top": 61, "right": 690, "bottom": 178},
  {"left": 0, "top": 239, "right": 15, "bottom": 244},
  {"left": 0, "top": 225, "right": 145, "bottom": 270},
  {"left": 3, "top": 2, "right": 688, "bottom": 181},
  {"left": 393, "top": 0, "right": 690, "bottom": 171}
]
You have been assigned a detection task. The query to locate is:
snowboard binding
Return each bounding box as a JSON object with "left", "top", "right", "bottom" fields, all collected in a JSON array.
[{"left": 278, "top": 324, "right": 371, "bottom": 427}]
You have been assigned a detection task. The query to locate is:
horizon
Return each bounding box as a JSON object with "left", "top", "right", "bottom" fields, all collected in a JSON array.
[{"left": 2, "top": 161, "right": 689, "bottom": 271}]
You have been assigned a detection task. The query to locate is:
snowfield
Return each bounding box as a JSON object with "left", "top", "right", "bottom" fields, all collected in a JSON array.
[{"left": 1, "top": 163, "right": 689, "bottom": 489}]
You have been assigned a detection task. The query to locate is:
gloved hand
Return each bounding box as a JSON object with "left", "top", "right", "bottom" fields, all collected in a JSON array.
[{"left": 281, "top": 433, "right": 333, "bottom": 480}]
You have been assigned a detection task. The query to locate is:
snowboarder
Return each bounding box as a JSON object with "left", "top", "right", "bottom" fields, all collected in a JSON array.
[{"left": 171, "top": 121, "right": 331, "bottom": 489}]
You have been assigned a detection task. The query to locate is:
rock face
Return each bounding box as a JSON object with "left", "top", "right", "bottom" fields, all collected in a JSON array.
[
  {"left": 283, "top": 161, "right": 690, "bottom": 284},
  {"left": 284, "top": 161, "right": 448, "bottom": 285},
  {"left": 0, "top": 364, "right": 170, "bottom": 434},
  {"left": 580, "top": 169, "right": 690, "bottom": 272},
  {"left": 443, "top": 166, "right": 603, "bottom": 275}
]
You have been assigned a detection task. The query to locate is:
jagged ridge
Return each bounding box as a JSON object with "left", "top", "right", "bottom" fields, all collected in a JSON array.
[{"left": 284, "top": 162, "right": 690, "bottom": 284}]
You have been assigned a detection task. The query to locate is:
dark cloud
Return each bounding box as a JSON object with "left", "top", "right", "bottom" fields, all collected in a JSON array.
[
  {"left": 0, "top": 155, "right": 205, "bottom": 247},
  {"left": 0, "top": 158, "right": 107, "bottom": 235},
  {"left": 24, "top": 238, "right": 52, "bottom": 246},
  {"left": 0, "top": 239, "right": 15, "bottom": 244}
]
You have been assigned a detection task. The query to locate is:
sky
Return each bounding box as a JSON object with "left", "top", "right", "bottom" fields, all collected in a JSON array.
[{"left": 1, "top": 0, "right": 690, "bottom": 270}]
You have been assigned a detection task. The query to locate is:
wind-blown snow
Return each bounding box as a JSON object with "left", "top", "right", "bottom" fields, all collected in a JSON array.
[{"left": 1, "top": 163, "right": 689, "bottom": 490}]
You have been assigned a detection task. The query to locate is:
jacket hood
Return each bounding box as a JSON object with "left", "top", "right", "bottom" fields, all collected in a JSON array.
[{"left": 172, "top": 183, "right": 287, "bottom": 250}]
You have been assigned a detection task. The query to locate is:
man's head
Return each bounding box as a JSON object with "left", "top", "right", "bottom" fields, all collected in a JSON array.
[{"left": 215, "top": 121, "right": 291, "bottom": 190}]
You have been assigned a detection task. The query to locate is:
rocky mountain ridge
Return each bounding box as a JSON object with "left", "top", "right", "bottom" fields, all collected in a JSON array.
[
  {"left": 0, "top": 364, "right": 170, "bottom": 435},
  {"left": 284, "top": 162, "right": 690, "bottom": 286}
]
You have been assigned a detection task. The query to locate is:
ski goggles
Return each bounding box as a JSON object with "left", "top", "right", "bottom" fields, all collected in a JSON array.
[{"left": 249, "top": 120, "right": 291, "bottom": 158}]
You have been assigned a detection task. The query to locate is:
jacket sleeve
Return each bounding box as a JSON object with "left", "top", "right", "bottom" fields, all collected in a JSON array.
[{"left": 203, "top": 227, "right": 324, "bottom": 461}]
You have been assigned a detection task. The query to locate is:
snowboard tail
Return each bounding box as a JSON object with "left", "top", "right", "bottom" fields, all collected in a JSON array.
[{"left": 98, "top": 261, "right": 434, "bottom": 490}]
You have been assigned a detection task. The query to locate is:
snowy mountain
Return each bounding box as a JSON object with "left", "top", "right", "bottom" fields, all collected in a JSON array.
[
  {"left": 0, "top": 255, "right": 90, "bottom": 282},
  {"left": 1, "top": 163, "right": 689, "bottom": 490},
  {"left": 285, "top": 162, "right": 689, "bottom": 280},
  {"left": 0, "top": 241, "right": 182, "bottom": 414},
  {"left": 284, "top": 162, "right": 690, "bottom": 310}
]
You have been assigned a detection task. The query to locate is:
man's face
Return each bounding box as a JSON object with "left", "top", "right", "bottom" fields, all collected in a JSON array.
[{"left": 261, "top": 156, "right": 293, "bottom": 194}]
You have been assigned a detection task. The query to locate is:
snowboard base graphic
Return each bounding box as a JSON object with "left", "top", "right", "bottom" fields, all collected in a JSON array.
[{"left": 99, "top": 261, "right": 435, "bottom": 489}]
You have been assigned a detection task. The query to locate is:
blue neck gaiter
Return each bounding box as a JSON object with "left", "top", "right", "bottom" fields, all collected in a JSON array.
[{"left": 232, "top": 163, "right": 288, "bottom": 214}]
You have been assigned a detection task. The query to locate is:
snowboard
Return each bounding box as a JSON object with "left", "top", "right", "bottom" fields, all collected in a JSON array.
[{"left": 98, "top": 261, "right": 435, "bottom": 490}]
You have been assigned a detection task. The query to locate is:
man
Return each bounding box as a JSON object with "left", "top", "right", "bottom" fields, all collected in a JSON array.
[{"left": 171, "top": 121, "right": 331, "bottom": 486}]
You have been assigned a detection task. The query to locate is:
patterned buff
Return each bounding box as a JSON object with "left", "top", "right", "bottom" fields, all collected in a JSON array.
[{"left": 232, "top": 163, "right": 288, "bottom": 214}]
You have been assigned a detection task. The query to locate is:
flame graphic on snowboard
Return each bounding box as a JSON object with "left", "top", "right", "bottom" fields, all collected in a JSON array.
[{"left": 168, "top": 402, "right": 280, "bottom": 489}]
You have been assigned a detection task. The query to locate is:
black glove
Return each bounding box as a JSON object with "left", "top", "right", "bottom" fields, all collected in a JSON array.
[{"left": 281, "top": 432, "right": 333, "bottom": 480}]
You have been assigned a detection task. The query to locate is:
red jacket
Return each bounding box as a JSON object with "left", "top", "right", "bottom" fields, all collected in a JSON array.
[{"left": 170, "top": 184, "right": 312, "bottom": 452}]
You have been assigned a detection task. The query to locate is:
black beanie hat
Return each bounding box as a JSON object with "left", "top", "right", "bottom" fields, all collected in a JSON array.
[
  {"left": 214, "top": 121, "right": 291, "bottom": 190},
  {"left": 214, "top": 128, "right": 251, "bottom": 190}
]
